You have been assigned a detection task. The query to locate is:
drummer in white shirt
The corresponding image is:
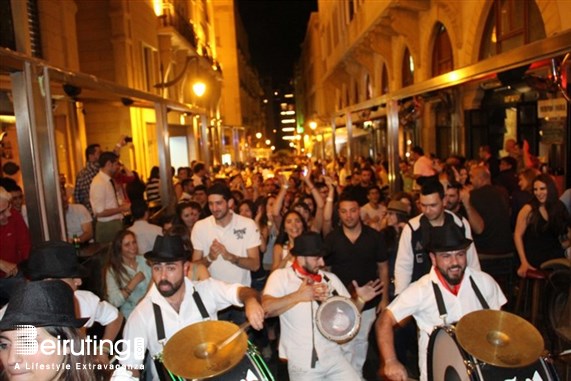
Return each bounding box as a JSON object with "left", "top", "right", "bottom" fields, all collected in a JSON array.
[
  {"left": 376, "top": 223, "right": 506, "bottom": 381},
  {"left": 262, "top": 232, "right": 382, "bottom": 381}
]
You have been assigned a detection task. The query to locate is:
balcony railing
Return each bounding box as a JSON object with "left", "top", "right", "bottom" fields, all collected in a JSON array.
[{"left": 158, "top": 3, "right": 197, "bottom": 49}]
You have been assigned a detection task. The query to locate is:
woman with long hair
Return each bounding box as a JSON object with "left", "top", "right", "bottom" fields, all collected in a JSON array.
[
  {"left": 174, "top": 201, "right": 202, "bottom": 234},
  {"left": 103, "top": 230, "right": 151, "bottom": 318},
  {"left": 0, "top": 280, "right": 99, "bottom": 381},
  {"left": 272, "top": 210, "right": 308, "bottom": 271},
  {"left": 514, "top": 174, "right": 570, "bottom": 277}
]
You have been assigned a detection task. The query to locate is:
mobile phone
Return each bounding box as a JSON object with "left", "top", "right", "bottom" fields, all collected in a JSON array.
[{"left": 125, "top": 136, "right": 133, "bottom": 143}]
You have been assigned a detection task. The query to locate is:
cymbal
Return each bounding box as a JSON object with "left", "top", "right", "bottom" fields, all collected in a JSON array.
[
  {"left": 162, "top": 320, "right": 248, "bottom": 379},
  {"left": 455, "top": 310, "right": 544, "bottom": 368}
]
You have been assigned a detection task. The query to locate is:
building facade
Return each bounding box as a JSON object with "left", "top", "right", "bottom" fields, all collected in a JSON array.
[{"left": 298, "top": 0, "right": 571, "bottom": 189}]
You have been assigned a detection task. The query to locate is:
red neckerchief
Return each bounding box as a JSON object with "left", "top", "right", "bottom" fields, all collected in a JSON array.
[
  {"left": 292, "top": 259, "right": 322, "bottom": 283},
  {"left": 434, "top": 267, "right": 462, "bottom": 296}
]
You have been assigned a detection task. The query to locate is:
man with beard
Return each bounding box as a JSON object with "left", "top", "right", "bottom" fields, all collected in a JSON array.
[
  {"left": 394, "top": 180, "right": 480, "bottom": 295},
  {"left": 377, "top": 224, "right": 506, "bottom": 381},
  {"left": 444, "top": 182, "right": 467, "bottom": 219},
  {"left": 120, "top": 235, "right": 265, "bottom": 380},
  {"left": 89, "top": 151, "right": 131, "bottom": 243},
  {"left": 263, "top": 232, "right": 382, "bottom": 381},
  {"left": 192, "top": 183, "right": 261, "bottom": 323},
  {"left": 323, "top": 193, "right": 389, "bottom": 377}
]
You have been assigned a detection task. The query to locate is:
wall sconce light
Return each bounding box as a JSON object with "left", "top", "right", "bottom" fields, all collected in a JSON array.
[{"left": 193, "top": 82, "right": 206, "bottom": 97}]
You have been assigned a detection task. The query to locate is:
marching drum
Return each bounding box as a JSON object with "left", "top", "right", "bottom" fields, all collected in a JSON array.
[
  {"left": 162, "top": 321, "right": 275, "bottom": 381},
  {"left": 164, "top": 341, "right": 274, "bottom": 381},
  {"left": 428, "top": 310, "right": 560, "bottom": 381},
  {"left": 315, "top": 296, "right": 361, "bottom": 343}
]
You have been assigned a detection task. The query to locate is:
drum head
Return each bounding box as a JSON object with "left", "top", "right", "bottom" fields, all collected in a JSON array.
[
  {"left": 315, "top": 296, "right": 361, "bottom": 343},
  {"left": 428, "top": 327, "right": 473, "bottom": 381}
]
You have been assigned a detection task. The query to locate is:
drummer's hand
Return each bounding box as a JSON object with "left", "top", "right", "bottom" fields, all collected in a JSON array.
[
  {"left": 296, "top": 278, "right": 315, "bottom": 302},
  {"left": 244, "top": 297, "right": 265, "bottom": 331},
  {"left": 353, "top": 279, "right": 383, "bottom": 303},
  {"left": 382, "top": 358, "right": 408, "bottom": 381},
  {"left": 312, "top": 282, "right": 328, "bottom": 302}
]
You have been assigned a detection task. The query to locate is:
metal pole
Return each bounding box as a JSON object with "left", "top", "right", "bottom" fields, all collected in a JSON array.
[
  {"left": 346, "top": 113, "right": 353, "bottom": 167},
  {"left": 11, "top": 63, "right": 65, "bottom": 243},
  {"left": 387, "top": 99, "right": 401, "bottom": 194},
  {"left": 154, "top": 103, "right": 175, "bottom": 213},
  {"left": 200, "top": 114, "right": 210, "bottom": 167}
]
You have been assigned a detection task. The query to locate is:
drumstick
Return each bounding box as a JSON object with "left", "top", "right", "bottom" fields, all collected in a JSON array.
[{"left": 217, "top": 321, "right": 251, "bottom": 351}]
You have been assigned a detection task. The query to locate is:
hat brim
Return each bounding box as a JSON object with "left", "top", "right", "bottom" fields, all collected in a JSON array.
[
  {"left": 24, "top": 263, "right": 89, "bottom": 281},
  {"left": 291, "top": 250, "right": 325, "bottom": 257},
  {"left": 0, "top": 313, "right": 89, "bottom": 331},
  {"left": 144, "top": 251, "right": 190, "bottom": 262},
  {"left": 428, "top": 239, "right": 472, "bottom": 253}
]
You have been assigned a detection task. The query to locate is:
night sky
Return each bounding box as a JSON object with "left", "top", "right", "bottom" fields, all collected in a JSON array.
[{"left": 236, "top": 0, "right": 318, "bottom": 87}]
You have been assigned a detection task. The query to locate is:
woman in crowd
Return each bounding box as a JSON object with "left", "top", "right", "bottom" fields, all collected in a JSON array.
[
  {"left": 379, "top": 200, "right": 410, "bottom": 301},
  {"left": 514, "top": 174, "right": 570, "bottom": 277},
  {"left": 511, "top": 167, "right": 539, "bottom": 227},
  {"left": 0, "top": 280, "right": 98, "bottom": 381},
  {"left": 103, "top": 230, "right": 151, "bottom": 318},
  {"left": 272, "top": 210, "right": 308, "bottom": 270},
  {"left": 174, "top": 201, "right": 202, "bottom": 235}
]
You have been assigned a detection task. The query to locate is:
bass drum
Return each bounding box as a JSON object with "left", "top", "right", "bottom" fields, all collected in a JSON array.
[
  {"left": 428, "top": 327, "right": 560, "bottom": 381},
  {"left": 315, "top": 296, "right": 361, "bottom": 344},
  {"left": 165, "top": 341, "right": 275, "bottom": 381}
]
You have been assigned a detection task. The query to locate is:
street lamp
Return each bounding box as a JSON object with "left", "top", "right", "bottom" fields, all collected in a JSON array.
[{"left": 193, "top": 81, "right": 206, "bottom": 97}]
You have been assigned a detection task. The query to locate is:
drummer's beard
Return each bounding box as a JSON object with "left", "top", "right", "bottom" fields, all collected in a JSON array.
[
  {"left": 438, "top": 264, "right": 465, "bottom": 286},
  {"left": 157, "top": 278, "right": 184, "bottom": 297}
]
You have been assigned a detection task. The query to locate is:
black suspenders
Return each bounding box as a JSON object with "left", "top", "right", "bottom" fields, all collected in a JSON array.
[
  {"left": 431, "top": 275, "right": 489, "bottom": 326},
  {"left": 151, "top": 289, "right": 210, "bottom": 380}
]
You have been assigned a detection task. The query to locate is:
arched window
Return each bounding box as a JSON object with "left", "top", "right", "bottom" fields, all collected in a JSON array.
[
  {"left": 381, "top": 64, "right": 389, "bottom": 95},
  {"left": 479, "top": 0, "right": 545, "bottom": 59},
  {"left": 402, "top": 48, "right": 414, "bottom": 87},
  {"left": 432, "top": 23, "right": 453, "bottom": 77}
]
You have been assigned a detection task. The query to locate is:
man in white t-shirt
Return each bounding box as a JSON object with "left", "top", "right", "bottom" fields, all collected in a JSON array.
[
  {"left": 360, "top": 185, "right": 387, "bottom": 231},
  {"left": 411, "top": 146, "right": 437, "bottom": 190},
  {"left": 192, "top": 183, "right": 261, "bottom": 323}
]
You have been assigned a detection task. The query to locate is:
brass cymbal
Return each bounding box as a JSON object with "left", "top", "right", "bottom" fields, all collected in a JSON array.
[
  {"left": 162, "top": 320, "right": 248, "bottom": 379},
  {"left": 455, "top": 310, "right": 544, "bottom": 368}
]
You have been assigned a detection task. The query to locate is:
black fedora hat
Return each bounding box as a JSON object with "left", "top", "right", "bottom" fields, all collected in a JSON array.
[
  {"left": 291, "top": 232, "right": 325, "bottom": 257},
  {"left": 25, "top": 240, "right": 87, "bottom": 281},
  {"left": 145, "top": 235, "right": 190, "bottom": 262},
  {"left": 0, "top": 280, "right": 88, "bottom": 330},
  {"left": 426, "top": 224, "right": 472, "bottom": 253}
]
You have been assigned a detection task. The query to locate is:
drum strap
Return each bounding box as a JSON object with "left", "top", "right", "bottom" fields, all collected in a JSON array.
[
  {"left": 151, "top": 303, "right": 170, "bottom": 381},
  {"left": 322, "top": 275, "right": 339, "bottom": 297},
  {"left": 431, "top": 282, "right": 448, "bottom": 325},
  {"left": 469, "top": 276, "right": 490, "bottom": 310},
  {"left": 432, "top": 276, "right": 490, "bottom": 324},
  {"left": 192, "top": 289, "right": 210, "bottom": 319}
]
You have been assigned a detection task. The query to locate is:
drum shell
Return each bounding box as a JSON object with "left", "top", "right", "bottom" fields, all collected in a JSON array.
[
  {"left": 315, "top": 296, "right": 361, "bottom": 344},
  {"left": 427, "top": 326, "right": 559, "bottom": 381}
]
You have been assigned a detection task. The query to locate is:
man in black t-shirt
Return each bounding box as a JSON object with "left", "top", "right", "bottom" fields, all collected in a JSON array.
[{"left": 324, "top": 193, "right": 389, "bottom": 376}]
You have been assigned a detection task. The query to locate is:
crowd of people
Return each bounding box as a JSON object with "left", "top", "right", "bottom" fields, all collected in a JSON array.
[{"left": 1, "top": 137, "right": 570, "bottom": 381}]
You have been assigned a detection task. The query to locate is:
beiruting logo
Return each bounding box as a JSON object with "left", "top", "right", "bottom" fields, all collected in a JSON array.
[{"left": 15, "top": 325, "right": 145, "bottom": 362}]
